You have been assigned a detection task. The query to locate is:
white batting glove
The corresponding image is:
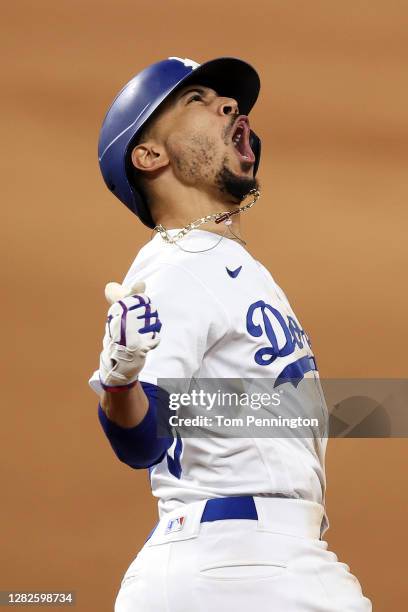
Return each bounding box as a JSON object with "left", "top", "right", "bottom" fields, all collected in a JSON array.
[{"left": 99, "top": 281, "right": 161, "bottom": 391}]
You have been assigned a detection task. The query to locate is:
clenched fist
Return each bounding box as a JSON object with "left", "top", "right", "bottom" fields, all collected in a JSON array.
[{"left": 99, "top": 281, "right": 162, "bottom": 390}]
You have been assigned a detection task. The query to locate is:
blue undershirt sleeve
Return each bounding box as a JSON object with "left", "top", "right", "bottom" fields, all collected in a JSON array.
[{"left": 97, "top": 381, "right": 172, "bottom": 469}]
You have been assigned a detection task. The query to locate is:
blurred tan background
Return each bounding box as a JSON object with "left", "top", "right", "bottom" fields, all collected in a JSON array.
[{"left": 2, "top": 1, "right": 407, "bottom": 610}]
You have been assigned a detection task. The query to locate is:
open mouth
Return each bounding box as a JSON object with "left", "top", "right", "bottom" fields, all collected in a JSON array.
[{"left": 231, "top": 117, "right": 255, "bottom": 164}]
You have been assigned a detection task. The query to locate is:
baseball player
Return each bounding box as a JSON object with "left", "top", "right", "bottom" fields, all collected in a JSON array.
[{"left": 89, "top": 57, "right": 372, "bottom": 611}]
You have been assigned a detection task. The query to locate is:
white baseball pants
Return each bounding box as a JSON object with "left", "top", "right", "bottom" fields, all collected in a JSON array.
[{"left": 115, "top": 497, "right": 372, "bottom": 611}]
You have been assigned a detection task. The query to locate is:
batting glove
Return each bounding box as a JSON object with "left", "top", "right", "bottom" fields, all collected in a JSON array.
[{"left": 99, "top": 281, "right": 162, "bottom": 391}]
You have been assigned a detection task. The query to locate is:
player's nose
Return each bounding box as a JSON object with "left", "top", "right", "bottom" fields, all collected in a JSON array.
[{"left": 217, "top": 96, "right": 239, "bottom": 117}]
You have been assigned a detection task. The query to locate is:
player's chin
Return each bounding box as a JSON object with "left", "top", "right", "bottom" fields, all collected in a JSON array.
[{"left": 216, "top": 162, "right": 258, "bottom": 202}]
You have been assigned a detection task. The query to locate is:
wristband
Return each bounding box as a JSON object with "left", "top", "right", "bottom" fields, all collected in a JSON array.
[{"left": 100, "top": 379, "right": 138, "bottom": 393}]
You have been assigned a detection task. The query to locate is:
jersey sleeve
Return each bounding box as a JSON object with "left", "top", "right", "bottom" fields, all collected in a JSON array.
[{"left": 88, "top": 262, "right": 229, "bottom": 394}]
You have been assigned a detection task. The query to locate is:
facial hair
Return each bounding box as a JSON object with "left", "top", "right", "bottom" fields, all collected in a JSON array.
[{"left": 215, "top": 157, "right": 259, "bottom": 202}]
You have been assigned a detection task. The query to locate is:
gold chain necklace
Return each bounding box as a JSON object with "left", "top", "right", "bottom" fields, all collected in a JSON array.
[{"left": 154, "top": 189, "right": 260, "bottom": 244}]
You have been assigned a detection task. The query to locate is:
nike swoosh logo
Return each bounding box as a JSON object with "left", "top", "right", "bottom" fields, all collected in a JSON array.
[{"left": 226, "top": 265, "right": 242, "bottom": 278}]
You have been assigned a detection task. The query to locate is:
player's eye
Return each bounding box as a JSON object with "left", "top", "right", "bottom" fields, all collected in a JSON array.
[{"left": 187, "top": 93, "right": 203, "bottom": 103}]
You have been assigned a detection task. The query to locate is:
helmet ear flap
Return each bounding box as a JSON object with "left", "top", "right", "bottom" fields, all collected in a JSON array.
[{"left": 249, "top": 130, "right": 261, "bottom": 176}]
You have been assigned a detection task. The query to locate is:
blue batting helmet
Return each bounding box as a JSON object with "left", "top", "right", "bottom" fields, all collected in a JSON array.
[{"left": 98, "top": 56, "right": 261, "bottom": 228}]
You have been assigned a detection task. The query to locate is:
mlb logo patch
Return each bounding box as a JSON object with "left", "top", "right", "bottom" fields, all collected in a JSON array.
[{"left": 165, "top": 516, "right": 186, "bottom": 534}]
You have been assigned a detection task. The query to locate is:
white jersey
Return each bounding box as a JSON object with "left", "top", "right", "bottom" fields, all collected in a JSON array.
[{"left": 89, "top": 229, "right": 329, "bottom": 535}]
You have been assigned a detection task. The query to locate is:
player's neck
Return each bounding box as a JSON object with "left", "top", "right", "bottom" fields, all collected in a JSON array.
[{"left": 150, "top": 184, "right": 244, "bottom": 240}]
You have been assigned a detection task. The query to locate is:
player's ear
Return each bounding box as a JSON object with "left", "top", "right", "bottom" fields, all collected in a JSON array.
[{"left": 131, "top": 142, "right": 169, "bottom": 173}]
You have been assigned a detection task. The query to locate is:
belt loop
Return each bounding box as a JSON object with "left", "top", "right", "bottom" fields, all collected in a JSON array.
[{"left": 253, "top": 496, "right": 268, "bottom": 531}]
